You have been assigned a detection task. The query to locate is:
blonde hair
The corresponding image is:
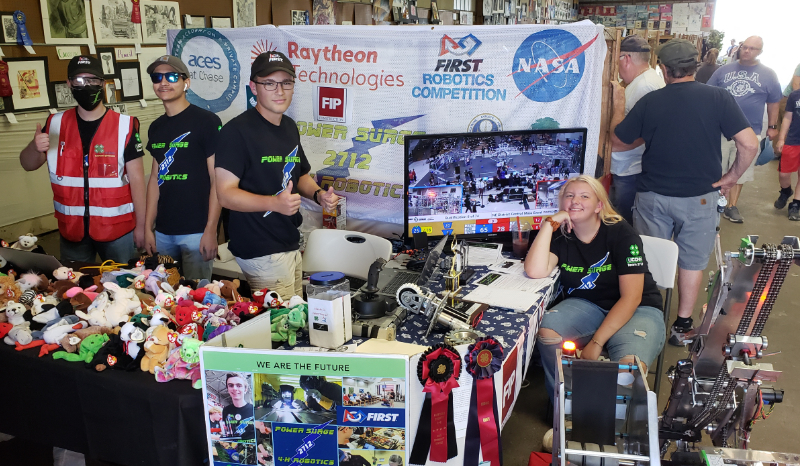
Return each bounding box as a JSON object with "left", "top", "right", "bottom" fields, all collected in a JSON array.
[
  {"left": 557, "top": 175, "right": 623, "bottom": 226},
  {"left": 208, "top": 405, "right": 223, "bottom": 414},
  {"left": 704, "top": 48, "right": 719, "bottom": 65}
]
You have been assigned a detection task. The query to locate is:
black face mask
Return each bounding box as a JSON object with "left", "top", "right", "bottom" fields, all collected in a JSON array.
[{"left": 71, "top": 85, "right": 104, "bottom": 111}]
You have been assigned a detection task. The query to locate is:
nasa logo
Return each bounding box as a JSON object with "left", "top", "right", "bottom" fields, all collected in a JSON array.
[
  {"left": 342, "top": 409, "right": 365, "bottom": 423},
  {"left": 511, "top": 30, "right": 597, "bottom": 102},
  {"left": 317, "top": 87, "right": 347, "bottom": 122},
  {"left": 440, "top": 34, "right": 482, "bottom": 57},
  {"left": 468, "top": 113, "right": 503, "bottom": 133},
  {"left": 171, "top": 28, "right": 241, "bottom": 113}
]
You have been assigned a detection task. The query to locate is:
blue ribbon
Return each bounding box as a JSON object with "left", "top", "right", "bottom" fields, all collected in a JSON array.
[{"left": 13, "top": 11, "right": 32, "bottom": 46}]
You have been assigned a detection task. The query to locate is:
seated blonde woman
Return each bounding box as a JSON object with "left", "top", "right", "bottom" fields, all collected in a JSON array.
[{"left": 524, "top": 175, "right": 666, "bottom": 402}]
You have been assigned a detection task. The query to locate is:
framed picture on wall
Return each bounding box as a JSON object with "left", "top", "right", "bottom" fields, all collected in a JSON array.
[
  {"left": 137, "top": 46, "right": 166, "bottom": 100},
  {"left": 233, "top": 0, "right": 256, "bottom": 28},
  {"left": 291, "top": 10, "right": 309, "bottom": 25},
  {"left": 117, "top": 62, "right": 143, "bottom": 101},
  {"left": 50, "top": 81, "right": 78, "bottom": 108},
  {"left": 184, "top": 14, "right": 205, "bottom": 28},
  {"left": 91, "top": 0, "right": 142, "bottom": 44},
  {"left": 5, "top": 57, "right": 53, "bottom": 112},
  {"left": 105, "top": 81, "right": 118, "bottom": 104},
  {"left": 1, "top": 13, "right": 17, "bottom": 43},
  {"left": 39, "top": 0, "right": 95, "bottom": 45},
  {"left": 141, "top": 0, "right": 181, "bottom": 44},
  {"left": 210, "top": 16, "right": 232, "bottom": 28},
  {"left": 96, "top": 47, "right": 118, "bottom": 78},
  {"left": 109, "top": 102, "right": 128, "bottom": 114}
]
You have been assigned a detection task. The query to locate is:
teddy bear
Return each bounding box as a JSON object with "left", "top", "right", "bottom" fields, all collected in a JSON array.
[
  {"left": 53, "top": 333, "right": 109, "bottom": 363},
  {"left": 231, "top": 301, "right": 263, "bottom": 323},
  {"left": 3, "top": 302, "right": 32, "bottom": 346},
  {"left": 140, "top": 325, "right": 173, "bottom": 373},
  {"left": 11, "top": 234, "right": 42, "bottom": 253},
  {"left": 155, "top": 337, "right": 202, "bottom": 388},
  {"left": 270, "top": 305, "right": 307, "bottom": 346},
  {"left": 0, "top": 276, "right": 22, "bottom": 307}
]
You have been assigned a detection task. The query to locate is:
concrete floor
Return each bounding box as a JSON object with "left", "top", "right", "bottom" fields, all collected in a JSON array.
[
  {"left": 6, "top": 159, "right": 799, "bottom": 465},
  {"left": 502, "top": 158, "right": 800, "bottom": 461}
]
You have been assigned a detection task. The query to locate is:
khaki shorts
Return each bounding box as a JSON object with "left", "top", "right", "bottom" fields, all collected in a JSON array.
[
  {"left": 236, "top": 250, "right": 303, "bottom": 300},
  {"left": 721, "top": 134, "right": 762, "bottom": 184}
]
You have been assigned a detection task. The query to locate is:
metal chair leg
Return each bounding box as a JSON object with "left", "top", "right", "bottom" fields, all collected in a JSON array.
[{"left": 653, "top": 289, "right": 672, "bottom": 400}]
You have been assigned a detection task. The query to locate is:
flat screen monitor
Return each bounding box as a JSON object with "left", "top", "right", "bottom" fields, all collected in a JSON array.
[{"left": 404, "top": 128, "right": 587, "bottom": 241}]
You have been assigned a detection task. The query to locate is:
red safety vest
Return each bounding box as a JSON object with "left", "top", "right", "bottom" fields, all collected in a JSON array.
[{"left": 46, "top": 108, "right": 136, "bottom": 243}]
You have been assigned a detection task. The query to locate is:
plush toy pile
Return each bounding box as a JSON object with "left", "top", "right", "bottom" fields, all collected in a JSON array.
[{"left": 0, "top": 250, "right": 309, "bottom": 389}]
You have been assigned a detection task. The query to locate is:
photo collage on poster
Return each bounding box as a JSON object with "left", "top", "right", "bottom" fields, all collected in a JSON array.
[{"left": 205, "top": 370, "right": 407, "bottom": 466}]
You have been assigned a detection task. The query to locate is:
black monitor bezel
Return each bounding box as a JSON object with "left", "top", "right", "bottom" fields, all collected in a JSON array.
[{"left": 403, "top": 127, "right": 588, "bottom": 243}]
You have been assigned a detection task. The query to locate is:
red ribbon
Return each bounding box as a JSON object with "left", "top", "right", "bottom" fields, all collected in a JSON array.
[
  {"left": 421, "top": 347, "right": 460, "bottom": 463},
  {"left": 131, "top": 0, "right": 141, "bottom": 23},
  {"left": 476, "top": 378, "right": 500, "bottom": 466}
]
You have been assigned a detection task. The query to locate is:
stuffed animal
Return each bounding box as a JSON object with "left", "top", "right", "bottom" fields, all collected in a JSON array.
[
  {"left": 10, "top": 234, "right": 39, "bottom": 252},
  {"left": 155, "top": 337, "right": 202, "bottom": 388},
  {"left": 16, "top": 273, "right": 41, "bottom": 293},
  {"left": 3, "top": 302, "right": 32, "bottom": 345},
  {"left": 102, "top": 282, "right": 142, "bottom": 327},
  {"left": 270, "top": 306, "right": 307, "bottom": 346},
  {"left": 231, "top": 301, "right": 263, "bottom": 323},
  {"left": 89, "top": 333, "right": 139, "bottom": 371},
  {"left": 31, "top": 295, "right": 58, "bottom": 316},
  {"left": 59, "top": 326, "right": 113, "bottom": 353},
  {"left": 119, "top": 321, "right": 146, "bottom": 360},
  {"left": 0, "top": 254, "right": 17, "bottom": 278},
  {"left": 218, "top": 279, "right": 243, "bottom": 304},
  {"left": 53, "top": 267, "right": 83, "bottom": 283},
  {"left": 140, "top": 325, "right": 173, "bottom": 373},
  {"left": 0, "top": 276, "right": 21, "bottom": 307},
  {"left": 75, "top": 295, "right": 110, "bottom": 328},
  {"left": 53, "top": 333, "right": 109, "bottom": 363}
]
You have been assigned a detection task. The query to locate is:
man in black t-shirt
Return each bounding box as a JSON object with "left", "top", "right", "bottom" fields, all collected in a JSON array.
[
  {"left": 611, "top": 39, "right": 759, "bottom": 345},
  {"left": 215, "top": 52, "right": 339, "bottom": 299},
  {"left": 143, "top": 55, "right": 222, "bottom": 280}
]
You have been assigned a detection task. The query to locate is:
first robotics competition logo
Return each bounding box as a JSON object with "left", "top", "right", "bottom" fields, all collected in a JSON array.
[
  {"left": 171, "top": 28, "right": 241, "bottom": 113},
  {"left": 338, "top": 407, "right": 404, "bottom": 427},
  {"left": 510, "top": 29, "right": 598, "bottom": 102}
]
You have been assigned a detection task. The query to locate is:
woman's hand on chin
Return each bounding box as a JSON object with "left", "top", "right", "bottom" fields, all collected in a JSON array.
[{"left": 551, "top": 210, "right": 573, "bottom": 233}]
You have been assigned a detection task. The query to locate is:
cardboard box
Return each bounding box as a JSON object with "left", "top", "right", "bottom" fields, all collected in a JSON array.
[{"left": 322, "top": 197, "right": 347, "bottom": 230}]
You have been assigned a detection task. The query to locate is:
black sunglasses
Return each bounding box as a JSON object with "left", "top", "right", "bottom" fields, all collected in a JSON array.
[{"left": 150, "top": 72, "right": 185, "bottom": 83}]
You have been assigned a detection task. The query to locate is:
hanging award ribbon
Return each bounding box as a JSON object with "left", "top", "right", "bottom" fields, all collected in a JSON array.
[
  {"left": 410, "top": 343, "right": 461, "bottom": 465},
  {"left": 13, "top": 11, "right": 32, "bottom": 46},
  {"left": 463, "top": 337, "right": 504, "bottom": 466},
  {"left": 131, "top": 0, "right": 142, "bottom": 24},
  {"left": 0, "top": 61, "right": 12, "bottom": 97}
]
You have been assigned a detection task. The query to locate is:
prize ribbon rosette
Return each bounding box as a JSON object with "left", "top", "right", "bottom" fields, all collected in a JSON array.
[
  {"left": 13, "top": 11, "right": 32, "bottom": 46},
  {"left": 409, "top": 343, "right": 461, "bottom": 465},
  {"left": 131, "top": 0, "right": 141, "bottom": 24},
  {"left": 463, "top": 337, "right": 503, "bottom": 466}
]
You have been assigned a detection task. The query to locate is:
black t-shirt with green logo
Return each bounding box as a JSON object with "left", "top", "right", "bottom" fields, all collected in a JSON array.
[
  {"left": 147, "top": 104, "right": 222, "bottom": 235},
  {"left": 549, "top": 221, "right": 663, "bottom": 312},
  {"left": 215, "top": 109, "right": 311, "bottom": 259}
]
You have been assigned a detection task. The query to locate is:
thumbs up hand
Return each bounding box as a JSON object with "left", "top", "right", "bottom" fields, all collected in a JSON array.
[
  {"left": 34, "top": 123, "right": 50, "bottom": 153},
  {"left": 273, "top": 180, "right": 302, "bottom": 216}
]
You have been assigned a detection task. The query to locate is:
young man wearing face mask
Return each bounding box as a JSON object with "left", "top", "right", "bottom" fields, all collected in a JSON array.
[
  {"left": 143, "top": 55, "right": 222, "bottom": 280},
  {"left": 19, "top": 55, "right": 146, "bottom": 263}
]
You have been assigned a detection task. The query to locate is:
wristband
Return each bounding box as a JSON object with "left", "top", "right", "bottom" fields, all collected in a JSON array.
[
  {"left": 313, "top": 188, "right": 323, "bottom": 205},
  {"left": 591, "top": 338, "right": 603, "bottom": 348},
  {"left": 543, "top": 216, "right": 561, "bottom": 230},
  {"left": 768, "top": 125, "right": 778, "bottom": 130}
]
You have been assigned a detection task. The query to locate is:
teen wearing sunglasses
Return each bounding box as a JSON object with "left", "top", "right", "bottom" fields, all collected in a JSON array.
[
  {"left": 19, "top": 55, "right": 146, "bottom": 264},
  {"left": 142, "top": 55, "right": 222, "bottom": 280},
  {"left": 215, "top": 51, "right": 339, "bottom": 300}
]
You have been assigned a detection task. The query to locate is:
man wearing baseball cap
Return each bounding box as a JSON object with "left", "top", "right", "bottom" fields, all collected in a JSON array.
[
  {"left": 611, "top": 39, "right": 759, "bottom": 346},
  {"left": 142, "top": 55, "right": 222, "bottom": 280},
  {"left": 19, "top": 55, "right": 146, "bottom": 263},
  {"left": 609, "top": 34, "right": 665, "bottom": 225},
  {"left": 215, "top": 51, "right": 339, "bottom": 299}
]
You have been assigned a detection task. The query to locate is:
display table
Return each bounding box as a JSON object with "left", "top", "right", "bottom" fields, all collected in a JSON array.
[
  {"left": 0, "top": 342, "right": 207, "bottom": 466},
  {"left": 2, "top": 257, "right": 552, "bottom": 466}
]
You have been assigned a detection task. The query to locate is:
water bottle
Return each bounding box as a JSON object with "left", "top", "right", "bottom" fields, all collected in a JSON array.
[{"left": 717, "top": 192, "right": 727, "bottom": 213}]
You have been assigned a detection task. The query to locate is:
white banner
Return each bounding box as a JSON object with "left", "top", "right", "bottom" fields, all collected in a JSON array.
[{"left": 168, "top": 23, "right": 606, "bottom": 232}]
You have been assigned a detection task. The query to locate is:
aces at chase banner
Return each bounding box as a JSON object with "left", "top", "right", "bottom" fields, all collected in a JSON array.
[{"left": 167, "top": 23, "right": 606, "bottom": 229}]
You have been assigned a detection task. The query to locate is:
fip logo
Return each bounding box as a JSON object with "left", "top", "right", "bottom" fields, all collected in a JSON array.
[
  {"left": 510, "top": 30, "right": 598, "bottom": 102},
  {"left": 314, "top": 86, "right": 348, "bottom": 123},
  {"left": 440, "top": 34, "right": 482, "bottom": 57},
  {"left": 342, "top": 409, "right": 365, "bottom": 423}
]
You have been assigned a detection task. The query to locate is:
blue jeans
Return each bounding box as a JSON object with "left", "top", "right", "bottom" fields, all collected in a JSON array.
[
  {"left": 60, "top": 231, "right": 135, "bottom": 264},
  {"left": 538, "top": 298, "right": 665, "bottom": 404},
  {"left": 155, "top": 231, "right": 213, "bottom": 280},
  {"left": 610, "top": 174, "right": 639, "bottom": 225}
]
